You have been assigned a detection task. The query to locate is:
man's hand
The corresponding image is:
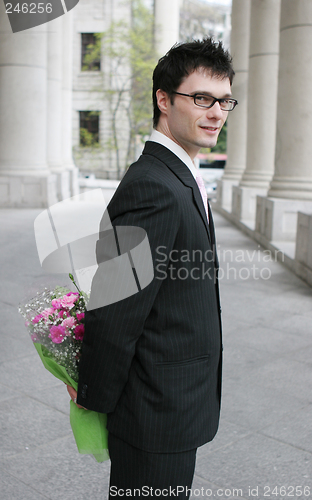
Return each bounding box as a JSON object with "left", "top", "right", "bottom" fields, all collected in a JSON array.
[{"left": 66, "top": 384, "right": 86, "bottom": 409}]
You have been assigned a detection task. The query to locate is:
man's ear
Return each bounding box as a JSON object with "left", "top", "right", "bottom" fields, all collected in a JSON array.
[{"left": 156, "top": 89, "right": 170, "bottom": 116}]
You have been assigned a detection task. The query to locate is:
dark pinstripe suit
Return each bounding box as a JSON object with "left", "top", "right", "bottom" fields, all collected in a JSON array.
[{"left": 77, "top": 141, "right": 222, "bottom": 485}]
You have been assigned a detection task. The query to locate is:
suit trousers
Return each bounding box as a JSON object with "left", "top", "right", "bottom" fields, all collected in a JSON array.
[{"left": 108, "top": 433, "right": 197, "bottom": 499}]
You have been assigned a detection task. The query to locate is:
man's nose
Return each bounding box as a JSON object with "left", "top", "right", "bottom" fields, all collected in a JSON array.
[{"left": 206, "top": 101, "right": 224, "bottom": 119}]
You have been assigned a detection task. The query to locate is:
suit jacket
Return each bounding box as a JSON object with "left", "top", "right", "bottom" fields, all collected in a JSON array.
[{"left": 77, "top": 141, "right": 222, "bottom": 453}]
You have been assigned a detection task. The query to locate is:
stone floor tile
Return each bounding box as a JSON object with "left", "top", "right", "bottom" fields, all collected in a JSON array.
[
  {"left": 196, "top": 418, "right": 251, "bottom": 460},
  {"left": 0, "top": 395, "right": 70, "bottom": 457},
  {"left": 0, "top": 467, "right": 50, "bottom": 500},
  {"left": 282, "top": 342, "right": 312, "bottom": 365},
  {"left": 195, "top": 432, "right": 311, "bottom": 493},
  {"left": 0, "top": 435, "right": 110, "bottom": 500},
  {"left": 0, "top": 329, "right": 34, "bottom": 364},
  {"left": 255, "top": 356, "right": 312, "bottom": 400},
  {"left": 0, "top": 353, "right": 62, "bottom": 395},
  {"left": 221, "top": 377, "right": 307, "bottom": 431},
  {"left": 34, "top": 383, "right": 71, "bottom": 416},
  {"left": 260, "top": 403, "right": 312, "bottom": 453},
  {"left": 224, "top": 324, "right": 312, "bottom": 356},
  {"left": 0, "top": 382, "right": 20, "bottom": 403}
]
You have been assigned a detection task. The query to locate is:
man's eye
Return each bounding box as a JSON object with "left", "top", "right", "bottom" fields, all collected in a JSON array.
[
  {"left": 197, "top": 95, "right": 209, "bottom": 102},
  {"left": 196, "top": 95, "right": 213, "bottom": 104}
]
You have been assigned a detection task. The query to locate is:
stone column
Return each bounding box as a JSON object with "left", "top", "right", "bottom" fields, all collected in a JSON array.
[
  {"left": 47, "top": 17, "right": 71, "bottom": 201},
  {"left": 62, "top": 10, "right": 79, "bottom": 196},
  {"left": 154, "top": 0, "right": 180, "bottom": 56},
  {"left": 294, "top": 212, "right": 312, "bottom": 286},
  {"left": 256, "top": 0, "right": 312, "bottom": 242},
  {"left": 232, "top": 0, "right": 281, "bottom": 223},
  {"left": 216, "top": 0, "right": 250, "bottom": 211},
  {"left": 0, "top": 2, "right": 57, "bottom": 207},
  {"left": 268, "top": 0, "right": 312, "bottom": 200}
]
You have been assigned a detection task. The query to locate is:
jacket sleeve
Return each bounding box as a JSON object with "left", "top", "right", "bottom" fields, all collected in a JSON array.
[{"left": 77, "top": 173, "right": 181, "bottom": 413}]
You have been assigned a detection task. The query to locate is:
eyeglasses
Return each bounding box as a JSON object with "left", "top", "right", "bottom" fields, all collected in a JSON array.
[{"left": 172, "top": 92, "right": 238, "bottom": 111}]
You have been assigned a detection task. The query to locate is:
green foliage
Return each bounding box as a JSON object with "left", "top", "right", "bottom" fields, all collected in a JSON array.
[
  {"left": 129, "top": 0, "right": 158, "bottom": 137},
  {"left": 77, "top": 1, "right": 157, "bottom": 176},
  {"left": 199, "top": 147, "right": 211, "bottom": 155},
  {"left": 80, "top": 128, "right": 99, "bottom": 147},
  {"left": 79, "top": 110, "right": 100, "bottom": 147},
  {"left": 211, "top": 122, "right": 227, "bottom": 153},
  {"left": 82, "top": 34, "right": 102, "bottom": 71},
  {"left": 180, "top": 0, "right": 226, "bottom": 41},
  {"left": 102, "top": 0, "right": 157, "bottom": 132}
]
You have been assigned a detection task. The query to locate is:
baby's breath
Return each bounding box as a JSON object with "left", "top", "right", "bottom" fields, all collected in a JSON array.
[{"left": 19, "top": 284, "right": 88, "bottom": 383}]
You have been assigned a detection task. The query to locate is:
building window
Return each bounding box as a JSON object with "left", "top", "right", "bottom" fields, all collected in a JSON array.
[
  {"left": 79, "top": 111, "right": 100, "bottom": 146},
  {"left": 81, "top": 33, "right": 101, "bottom": 71}
]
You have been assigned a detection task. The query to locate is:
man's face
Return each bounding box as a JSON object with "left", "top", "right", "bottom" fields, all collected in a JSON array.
[{"left": 156, "top": 69, "right": 232, "bottom": 159}]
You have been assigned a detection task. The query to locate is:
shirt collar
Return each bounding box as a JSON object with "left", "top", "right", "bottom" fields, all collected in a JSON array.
[{"left": 149, "top": 129, "right": 198, "bottom": 180}]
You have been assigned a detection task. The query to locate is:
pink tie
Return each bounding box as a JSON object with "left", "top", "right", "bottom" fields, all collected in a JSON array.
[{"left": 196, "top": 173, "right": 209, "bottom": 221}]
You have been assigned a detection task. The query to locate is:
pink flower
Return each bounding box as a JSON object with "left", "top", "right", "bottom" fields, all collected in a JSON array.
[
  {"left": 60, "top": 293, "right": 79, "bottom": 309},
  {"left": 51, "top": 298, "right": 63, "bottom": 309},
  {"left": 62, "top": 316, "right": 76, "bottom": 332},
  {"left": 74, "top": 324, "right": 85, "bottom": 341},
  {"left": 49, "top": 325, "right": 66, "bottom": 344},
  {"left": 52, "top": 293, "right": 78, "bottom": 310},
  {"left": 76, "top": 312, "right": 85, "bottom": 322},
  {"left": 41, "top": 308, "right": 56, "bottom": 320},
  {"left": 58, "top": 309, "right": 68, "bottom": 319},
  {"left": 32, "top": 314, "right": 43, "bottom": 324}
]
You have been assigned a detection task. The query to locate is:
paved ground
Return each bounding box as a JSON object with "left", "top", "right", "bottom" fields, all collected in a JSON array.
[{"left": 0, "top": 208, "right": 311, "bottom": 500}]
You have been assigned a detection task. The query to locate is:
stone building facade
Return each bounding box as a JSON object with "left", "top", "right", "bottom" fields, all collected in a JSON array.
[
  {"left": 0, "top": 0, "right": 231, "bottom": 205},
  {"left": 71, "top": 0, "right": 132, "bottom": 180}
]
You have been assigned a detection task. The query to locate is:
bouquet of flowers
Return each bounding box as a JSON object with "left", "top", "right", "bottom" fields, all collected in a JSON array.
[{"left": 19, "top": 274, "right": 109, "bottom": 463}]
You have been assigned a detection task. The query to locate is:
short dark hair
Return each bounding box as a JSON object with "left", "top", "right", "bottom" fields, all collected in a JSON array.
[{"left": 152, "top": 37, "right": 235, "bottom": 127}]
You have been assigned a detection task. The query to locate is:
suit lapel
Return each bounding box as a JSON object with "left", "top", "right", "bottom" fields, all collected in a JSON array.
[
  {"left": 207, "top": 201, "right": 219, "bottom": 269},
  {"left": 143, "top": 141, "right": 211, "bottom": 244}
]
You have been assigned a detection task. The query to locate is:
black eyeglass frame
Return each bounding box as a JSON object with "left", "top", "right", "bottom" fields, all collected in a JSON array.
[{"left": 172, "top": 91, "right": 238, "bottom": 111}]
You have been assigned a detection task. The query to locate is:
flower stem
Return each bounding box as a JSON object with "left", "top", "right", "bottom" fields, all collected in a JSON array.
[{"left": 69, "top": 273, "right": 81, "bottom": 294}]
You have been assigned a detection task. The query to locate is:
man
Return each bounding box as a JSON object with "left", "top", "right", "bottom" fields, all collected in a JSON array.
[{"left": 68, "top": 37, "right": 236, "bottom": 497}]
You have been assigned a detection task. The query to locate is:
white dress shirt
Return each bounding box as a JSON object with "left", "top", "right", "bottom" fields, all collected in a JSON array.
[
  {"left": 149, "top": 129, "right": 209, "bottom": 221},
  {"left": 149, "top": 129, "right": 198, "bottom": 180}
]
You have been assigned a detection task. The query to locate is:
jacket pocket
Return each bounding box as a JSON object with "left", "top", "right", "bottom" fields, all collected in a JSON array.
[{"left": 155, "top": 354, "right": 210, "bottom": 368}]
